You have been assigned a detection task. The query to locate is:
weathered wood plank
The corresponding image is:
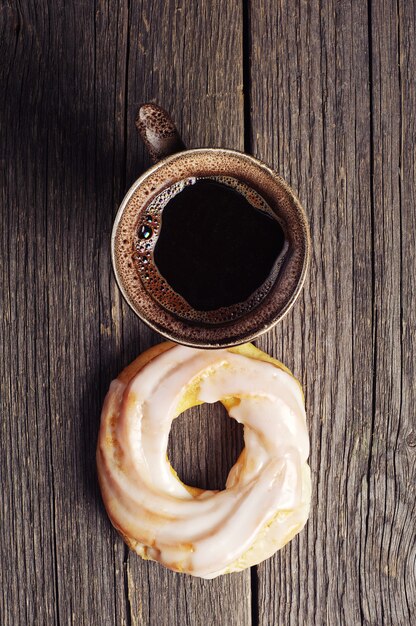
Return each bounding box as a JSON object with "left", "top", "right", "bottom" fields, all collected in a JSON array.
[
  {"left": 249, "top": 1, "right": 379, "bottom": 624},
  {"left": 398, "top": 1, "right": 416, "bottom": 617},
  {"left": 365, "top": 0, "right": 416, "bottom": 623},
  {"left": 121, "top": 2, "right": 250, "bottom": 625},
  {"left": 1, "top": 2, "right": 61, "bottom": 624},
  {"left": 45, "top": 1, "right": 133, "bottom": 624},
  {"left": 398, "top": 0, "right": 416, "bottom": 622}
]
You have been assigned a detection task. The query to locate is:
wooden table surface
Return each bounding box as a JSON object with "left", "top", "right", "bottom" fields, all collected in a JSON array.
[{"left": 2, "top": 1, "right": 415, "bottom": 624}]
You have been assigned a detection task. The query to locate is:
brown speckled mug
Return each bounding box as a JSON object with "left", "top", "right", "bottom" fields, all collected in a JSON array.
[{"left": 112, "top": 104, "right": 310, "bottom": 348}]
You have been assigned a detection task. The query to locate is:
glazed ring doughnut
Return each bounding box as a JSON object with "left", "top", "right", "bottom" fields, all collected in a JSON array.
[{"left": 97, "top": 342, "right": 311, "bottom": 578}]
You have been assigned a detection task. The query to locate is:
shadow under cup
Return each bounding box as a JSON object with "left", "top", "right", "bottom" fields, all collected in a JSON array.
[{"left": 112, "top": 148, "right": 310, "bottom": 348}]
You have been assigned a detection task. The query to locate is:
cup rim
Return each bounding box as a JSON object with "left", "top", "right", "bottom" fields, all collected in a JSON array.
[{"left": 111, "top": 147, "right": 310, "bottom": 348}]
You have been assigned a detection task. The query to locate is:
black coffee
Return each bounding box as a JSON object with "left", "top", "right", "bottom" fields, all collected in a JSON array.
[
  {"left": 153, "top": 179, "right": 285, "bottom": 311},
  {"left": 132, "top": 176, "right": 288, "bottom": 323}
]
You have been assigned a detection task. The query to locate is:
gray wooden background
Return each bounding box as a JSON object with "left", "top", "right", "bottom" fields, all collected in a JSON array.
[{"left": 1, "top": 1, "right": 415, "bottom": 624}]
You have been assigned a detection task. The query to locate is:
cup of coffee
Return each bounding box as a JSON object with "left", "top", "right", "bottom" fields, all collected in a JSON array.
[{"left": 112, "top": 104, "right": 310, "bottom": 348}]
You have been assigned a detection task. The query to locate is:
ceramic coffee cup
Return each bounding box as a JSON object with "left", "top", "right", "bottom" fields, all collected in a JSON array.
[{"left": 111, "top": 104, "right": 310, "bottom": 348}]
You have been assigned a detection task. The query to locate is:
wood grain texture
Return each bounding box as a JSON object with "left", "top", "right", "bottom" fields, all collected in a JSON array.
[
  {"left": 2, "top": 0, "right": 415, "bottom": 624},
  {"left": 399, "top": 5, "right": 416, "bottom": 616},
  {"left": 366, "top": 1, "right": 416, "bottom": 623},
  {"left": 121, "top": 3, "right": 249, "bottom": 626},
  {"left": 1, "top": 0, "right": 248, "bottom": 625},
  {"left": 249, "top": 1, "right": 416, "bottom": 625}
]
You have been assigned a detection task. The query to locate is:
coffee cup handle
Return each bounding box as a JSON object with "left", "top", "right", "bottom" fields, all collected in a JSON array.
[{"left": 136, "top": 103, "right": 186, "bottom": 163}]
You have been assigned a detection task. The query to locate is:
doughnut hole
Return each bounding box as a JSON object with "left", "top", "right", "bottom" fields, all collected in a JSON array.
[{"left": 167, "top": 401, "right": 244, "bottom": 491}]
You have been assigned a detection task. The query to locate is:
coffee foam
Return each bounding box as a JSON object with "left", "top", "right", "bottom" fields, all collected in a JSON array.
[{"left": 113, "top": 150, "right": 308, "bottom": 346}]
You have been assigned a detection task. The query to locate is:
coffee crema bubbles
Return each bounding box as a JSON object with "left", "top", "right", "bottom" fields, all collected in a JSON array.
[{"left": 130, "top": 176, "right": 288, "bottom": 324}]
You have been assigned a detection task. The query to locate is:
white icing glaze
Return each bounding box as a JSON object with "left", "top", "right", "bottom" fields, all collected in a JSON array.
[{"left": 97, "top": 345, "right": 311, "bottom": 578}]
